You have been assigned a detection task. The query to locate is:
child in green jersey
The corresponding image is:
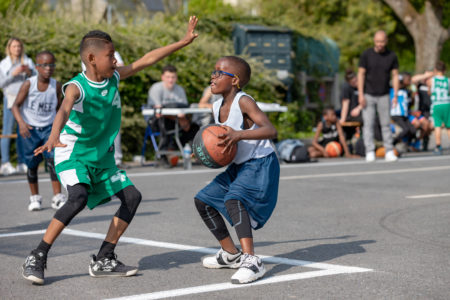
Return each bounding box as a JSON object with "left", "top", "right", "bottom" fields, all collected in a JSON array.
[
  {"left": 429, "top": 61, "right": 450, "bottom": 154},
  {"left": 22, "top": 16, "right": 199, "bottom": 285}
]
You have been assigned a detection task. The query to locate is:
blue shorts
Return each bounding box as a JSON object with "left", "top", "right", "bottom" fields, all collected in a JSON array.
[
  {"left": 18, "top": 124, "right": 54, "bottom": 169},
  {"left": 195, "top": 152, "right": 280, "bottom": 230}
]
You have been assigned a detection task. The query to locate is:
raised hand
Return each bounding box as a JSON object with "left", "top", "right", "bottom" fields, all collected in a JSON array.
[{"left": 182, "top": 16, "right": 199, "bottom": 45}]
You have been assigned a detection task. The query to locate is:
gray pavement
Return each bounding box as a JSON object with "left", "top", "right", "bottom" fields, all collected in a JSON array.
[{"left": 1, "top": 151, "right": 450, "bottom": 299}]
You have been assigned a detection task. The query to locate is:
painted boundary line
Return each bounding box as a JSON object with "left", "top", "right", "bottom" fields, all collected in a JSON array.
[
  {"left": 105, "top": 270, "right": 345, "bottom": 300},
  {"left": 280, "top": 165, "right": 450, "bottom": 181},
  {"left": 406, "top": 192, "right": 450, "bottom": 199},
  {"left": 1, "top": 154, "right": 449, "bottom": 185},
  {"left": 3, "top": 164, "right": 450, "bottom": 186},
  {"left": 0, "top": 229, "right": 372, "bottom": 299}
]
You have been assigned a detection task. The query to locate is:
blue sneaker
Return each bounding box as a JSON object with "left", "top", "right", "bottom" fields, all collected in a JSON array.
[{"left": 433, "top": 146, "right": 442, "bottom": 155}]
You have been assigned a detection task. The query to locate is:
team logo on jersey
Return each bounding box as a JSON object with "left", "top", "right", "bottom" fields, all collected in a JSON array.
[
  {"left": 111, "top": 172, "right": 126, "bottom": 183},
  {"left": 101, "top": 90, "right": 108, "bottom": 96}
]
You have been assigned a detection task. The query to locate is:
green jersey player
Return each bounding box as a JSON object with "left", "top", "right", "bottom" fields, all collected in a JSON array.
[
  {"left": 428, "top": 61, "right": 450, "bottom": 155},
  {"left": 22, "top": 16, "right": 199, "bottom": 285}
]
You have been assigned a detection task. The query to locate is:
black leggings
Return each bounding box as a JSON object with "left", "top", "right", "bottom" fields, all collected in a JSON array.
[
  {"left": 54, "top": 184, "right": 141, "bottom": 226},
  {"left": 194, "top": 198, "right": 252, "bottom": 241}
]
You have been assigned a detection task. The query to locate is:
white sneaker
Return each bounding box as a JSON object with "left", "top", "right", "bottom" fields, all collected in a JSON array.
[
  {"left": 16, "top": 163, "right": 28, "bottom": 174},
  {"left": 28, "top": 195, "right": 42, "bottom": 211},
  {"left": 365, "top": 151, "right": 376, "bottom": 162},
  {"left": 1, "top": 162, "right": 16, "bottom": 176},
  {"left": 385, "top": 150, "right": 398, "bottom": 162},
  {"left": 202, "top": 248, "right": 242, "bottom": 269},
  {"left": 231, "top": 253, "right": 266, "bottom": 284},
  {"left": 51, "top": 193, "right": 67, "bottom": 210}
]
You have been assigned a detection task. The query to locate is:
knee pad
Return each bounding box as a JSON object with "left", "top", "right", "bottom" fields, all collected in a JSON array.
[
  {"left": 45, "top": 158, "right": 58, "bottom": 181},
  {"left": 114, "top": 186, "right": 142, "bottom": 223},
  {"left": 225, "top": 200, "right": 252, "bottom": 240},
  {"left": 27, "top": 167, "right": 38, "bottom": 184},
  {"left": 54, "top": 184, "right": 88, "bottom": 226},
  {"left": 195, "top": 198, "right": 229, "bottom": 241}
]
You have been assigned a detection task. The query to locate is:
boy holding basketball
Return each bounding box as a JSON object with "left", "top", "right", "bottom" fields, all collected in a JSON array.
[
  {"left": 194, "top": 56, "right": 279, "bottom": 284},
  {"left": 308, "top": 107, "right": 352, "bottom": 158},
  {"left": 21, "top": 16, "right": 199, "bottom": 285}
]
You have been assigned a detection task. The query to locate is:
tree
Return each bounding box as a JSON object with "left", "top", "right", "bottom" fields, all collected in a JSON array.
[{"left": 383, "top": 0, "right": 450, "bottom": 72}]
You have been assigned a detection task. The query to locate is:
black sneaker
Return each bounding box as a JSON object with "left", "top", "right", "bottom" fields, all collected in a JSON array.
[
  {"left": 22, "top": 249, "right": 47, "bottom": 285},
  {"left": 89, "top": 254, "right": 138, "bottom": 277}
]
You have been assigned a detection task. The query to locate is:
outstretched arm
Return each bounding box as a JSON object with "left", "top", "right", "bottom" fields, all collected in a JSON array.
[
  {"left": 117, "top": 16, "right": 199, "bottom": 80},
  {"left": 411, "top": 71, "right": 434, "bottom": 85},
  {"left": 34, "top": 84, "right": 80, "bottom": 155}
]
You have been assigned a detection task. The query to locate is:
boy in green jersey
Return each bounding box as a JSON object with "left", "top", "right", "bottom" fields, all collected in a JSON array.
[
  {"left": 429, "top": 61, "right": 450, "bottom": 154},
  {"left": 22, "top": 16, "right": 199, "bottom": 285},
  {"left": 411, "top": 61, "right": 450, "bottom": 155}
]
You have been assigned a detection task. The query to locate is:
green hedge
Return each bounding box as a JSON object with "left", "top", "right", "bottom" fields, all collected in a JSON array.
[{"left": 0, "top": 9, "right": 294, "bottom": 161}]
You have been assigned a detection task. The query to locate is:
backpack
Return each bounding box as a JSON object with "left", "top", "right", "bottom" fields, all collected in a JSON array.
[{"left": 276, "top": 139, "right": 310, "bottom": 163}]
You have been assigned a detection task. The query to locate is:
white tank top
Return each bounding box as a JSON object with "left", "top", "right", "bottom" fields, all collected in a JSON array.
[
  {"left": 21, "top": 76, "right": 58, "bottom": 127},
  {"left": 213, "top": 91, "right": 274, "bottom": 164}
]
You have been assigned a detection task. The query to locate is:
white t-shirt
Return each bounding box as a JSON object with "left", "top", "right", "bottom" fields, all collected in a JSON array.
[
  {"left": 20, "top": 75, "right": 58, "bottom": 127},
  {"left": 213, "top": 91, "right": 273, "bottom": 164}
]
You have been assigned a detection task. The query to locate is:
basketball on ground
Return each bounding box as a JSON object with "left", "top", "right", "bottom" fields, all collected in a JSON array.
[
  {"left": 193, "top": 125, "right": 237, "bottom": 168},
  {"left": 375, "top": 147, "right": 399, "bottom": 158},
  {"left": 325, "top": 141, "right": 342, "bottom": 157}
]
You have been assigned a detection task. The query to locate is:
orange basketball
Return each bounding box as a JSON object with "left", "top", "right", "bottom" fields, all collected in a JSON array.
[
  {"left": 193, "top": 125, "right": 238, "bottom": 168},
  {"left": 376, "top": 147, "right": 399, "bottom": 157},
  {"left": 325, "top": 141, "right": 342, "bottom": 157},
  {"left": 375, "top": 147, "right": 386, "bottom": 158}
]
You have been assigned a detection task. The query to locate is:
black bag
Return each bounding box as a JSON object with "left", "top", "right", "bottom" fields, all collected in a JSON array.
[
  {"left": 276, "top": 139, "right": 310, "bottom": 163},
  {"left": 290, "top": 145, "right": 310, "bottom": 163}
]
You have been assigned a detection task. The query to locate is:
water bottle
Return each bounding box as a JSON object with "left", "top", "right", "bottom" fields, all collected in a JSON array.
[{"left": 183, "top": 143, "right": 192, "bottom": 170}]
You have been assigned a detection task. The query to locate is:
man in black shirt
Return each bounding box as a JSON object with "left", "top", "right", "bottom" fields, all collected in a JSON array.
[{"left": 358, "top": 30, "right": 399, "bottom": 162}]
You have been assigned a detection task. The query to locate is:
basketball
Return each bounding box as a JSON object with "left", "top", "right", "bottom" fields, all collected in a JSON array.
[
  {"left": 375, "top": 147, "right": 399, "bottom": 158},
  {"left": 192, "top": 124, "right": 238, "bottom": 168},
  {"left": 325, "top": 141, "right": 342, "bottom": 157}
]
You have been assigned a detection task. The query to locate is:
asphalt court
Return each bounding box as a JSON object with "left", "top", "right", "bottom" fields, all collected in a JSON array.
[{"left": 1, "top": 154, "right": 449, "bottom": 299}]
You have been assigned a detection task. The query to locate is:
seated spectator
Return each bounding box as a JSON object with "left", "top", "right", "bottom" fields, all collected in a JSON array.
[
  {"left": 412, "top": 70, "right": 434, "bottom": 150},
  {"left": 403, "top": 72, "right": 432, "bottom": 151},
  {"left": 308, "top": 107, "right": 353, "bottom": 158},
  {"left": 193, "top": 86, "right": 222, "bottom": 127},
  {"left": 147, "top": 65, "right": 199, "bottom": 154},
  {"left": 340, "top": 69, "right": 363, "bottom": 150},
  {"left": 390, "top": 75, "right": 416, "bottom": 147}
]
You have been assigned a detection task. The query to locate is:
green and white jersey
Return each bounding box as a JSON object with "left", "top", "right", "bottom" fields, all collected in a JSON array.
[
  {"left": 431, "top": 75, "right": 450, "bottom": 106},
  {"left": 55, "top": 71, "right": 121, "bottom": 169}
]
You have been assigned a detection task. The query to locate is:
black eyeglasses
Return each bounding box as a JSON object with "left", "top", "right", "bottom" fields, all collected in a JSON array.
[{"left": 36, "top": 63, "right": 55, "bottom": 68}]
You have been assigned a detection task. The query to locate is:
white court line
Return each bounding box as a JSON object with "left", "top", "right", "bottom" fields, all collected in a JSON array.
[
  {"left": 406, "top": 192, "right": 450, "bottom": 199},
  {"left": 0, "top": 154, "right": 449, "bottom": 185},
  {"left": 0, "top": 228, "right": 372, "bottom": 273},
  {"left": 1, "top": 229, "right": 372, "bottom": 299},
  {"left": 280, "top": 165, "right": 450, "bottom": 181},
  {"left": 0, "top": 229, "right": 45, "bottom": 238},
  {"left": 61, "top": 229, "right": 370, "bottom": 273},
  {"left": 105, "top": 269, "right": 345, "bottom": 300}
]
